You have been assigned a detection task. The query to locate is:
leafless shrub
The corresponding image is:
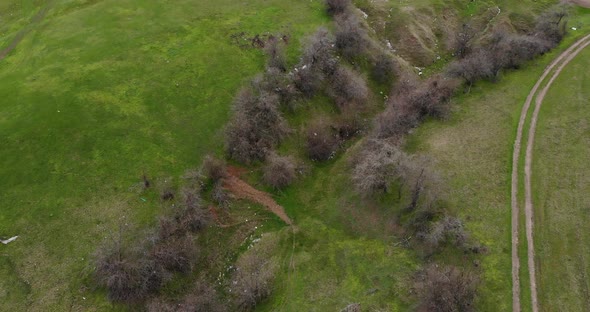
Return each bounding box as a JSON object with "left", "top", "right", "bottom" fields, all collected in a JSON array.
[
  {"left": 263, "top": 153, "right": 297, "bottom": 190},
  {"left": 292, "top": 66, "right": 321, "bottom": 98},
  {"left": 255, "top": 68, "right": 300, "bottom": 109},
  {"left": 352, "top": 139, "right": 405, "bottom": 196},
  {"left": 178, "top": 188, "right": 209, "bottom": 233},
  {"left": 415, "top": 265, "right": 479, "bottom": 312},
  {"left": 340, "top": 303, "right": 361, "bottom": 312},
  {"left": 374, "top": 105, "right": 419, "bottom": 141},
  {"left": 306, "top": 119, "right": 340, "bottom": 161},
  {"left": 182, "top": 168, "right": 204, "bottom": 190},
  {"left": 334, "top": 13, "right": 369, "bottom": 60},
  {"left": 328, "top": 65, "right": 369, "bottom": 110},
  {"left": 201, "top": 155, "right": 227, "bottom": 183},
  {"left": 157, "top": 177, "right": 175, "bottom": 201},
  {"left": 95, "top": 243, "right": 164, "bottom": 303},
  {"left": 151, "top": 236, "right": 196, "bottom": 274},
  {"left": 231, "top": 234, "right": 279, "bottom": 311},
  {"left": 211, "top": 181, "right": 230, "bottom": 208},
  {"left": 226, "top": 89, "right": 289, "bottom": 164},
  {"left": 535, "top": 5, "right": 568, "bottom": 44},
  {"left": 408, "top": 75, "right": 461, "bottom": 119},
  {"left": 372, "top": 54, "right": 397, "bottom": 84},
  {"left": 142, "top": 174, "right": 151, "bottom": 189},
  {"left": 326, "top": 0, "right": 351, "bottom": 16},
  {"left": 158, "top": 216, "right": 186, "bottom": 240},
  {"left": 424, "top": 216, "right": 468, "bottom": 250},
  {"left": 453, "top": 23, "right": 476, "bottom": 58},
  {"left": 181, "top": 280, "right": 227, "bottom": 312},
  {"left": 490, "top": 32, "right": 552, "bottom": 71},
  {"left": 301, "top": 27, "right": 337, "bottom": 76},
  {"left": 446, "top": 49, "right": 495, "bottom": 86},
  {"left": 333, "top": 112, "right": 364, "bottom": 140},
  {"left": 264, "top": 36, "right": 287, "bottom": 72}
]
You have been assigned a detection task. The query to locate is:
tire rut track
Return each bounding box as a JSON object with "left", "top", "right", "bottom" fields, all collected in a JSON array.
[{"left": 512, "top": 34, "right": 590, "bottom": 312}]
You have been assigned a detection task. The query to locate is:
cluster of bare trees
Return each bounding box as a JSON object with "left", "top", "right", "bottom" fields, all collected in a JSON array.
[
  {"left": 95, "top": 187, "right": 207, "bottom": 303},
  {"left": 447, "top": 5, "right": 568, "bottom": 88},
  {"left": 414, "top": 264, "right": 479, "bottom": 312}
]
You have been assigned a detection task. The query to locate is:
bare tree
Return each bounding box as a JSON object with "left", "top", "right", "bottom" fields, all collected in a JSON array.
[
  {"left": 230, "top": 234, "right": 279, "bottom": 311},
  {"left": 328, "top": 65, "right": 369, "bottom": 110},
  {"left": 263, "top": 36, "right": 287, "bottom": 72},
  {"left": 334, "top": 13, "right": 369, "bottom": 60},
  {"left": 263, "top": 153, "right": 297, "bottom": 190},
  {"left": 415, "top": 265, "right": 479, "bottom": 312},
  {"left": 306, "top": 119, "right": 340, "bottom": 161},
  {"left": 351, "top": 139, "right": 404, "bottom": 196},
  {"left": 372, "top": 53, "right": 397, "bottom": 84},
  {"left": 226, "top": 88, "right": 289, "bottom": 164},
  {"left": 325, "top": 0, "right": 351, "bottom": 16}
]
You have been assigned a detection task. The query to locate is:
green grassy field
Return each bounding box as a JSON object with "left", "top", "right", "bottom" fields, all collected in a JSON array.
[
  {"left": 0, "top": 0, "right": 326, "bottom": 310},
  {"left": 533, "top": 44, "right": 590, "bottom": 311}
]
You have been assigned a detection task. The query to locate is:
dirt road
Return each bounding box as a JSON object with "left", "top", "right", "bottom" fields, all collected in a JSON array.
[{"left": 511, "top": 34, "right": 590, "bottom": 312}]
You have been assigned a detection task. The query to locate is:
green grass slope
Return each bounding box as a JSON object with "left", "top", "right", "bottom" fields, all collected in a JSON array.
[{"left": 0, "top": 0, "right": 326, "bottom": 310}]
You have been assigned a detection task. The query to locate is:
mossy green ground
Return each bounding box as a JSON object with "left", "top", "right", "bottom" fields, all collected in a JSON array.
[{"left": 2, "top": 0, "right": 589, "bottom": 311}]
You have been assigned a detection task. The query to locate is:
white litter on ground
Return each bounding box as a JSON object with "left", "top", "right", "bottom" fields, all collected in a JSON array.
[
  {"left": 572, "top": 27, "right": 578, "bottom": 31},
  {"left": 1, "top": 236, "right": 18, "bottom": 245}
]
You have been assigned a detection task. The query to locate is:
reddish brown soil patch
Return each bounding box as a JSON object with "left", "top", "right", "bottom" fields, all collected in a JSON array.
[{"left": 222, "top": 169, "right": 293, "bottom": 225}]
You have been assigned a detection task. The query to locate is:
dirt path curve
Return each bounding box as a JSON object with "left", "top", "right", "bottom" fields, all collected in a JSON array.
[
  {"left": 0, "top": 1, "right": 53, "bottom": 62},
  {"left": 223, "top": 171, "right": 293, "bottom": 226},
  {"left": 511, "top": 34, "right": 590, "bottom": 312}
]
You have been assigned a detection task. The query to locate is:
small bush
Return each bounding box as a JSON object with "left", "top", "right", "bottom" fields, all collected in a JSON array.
[
  {"left": 415, "top": 265, "right": 479, "bottom": 312},
  {"left": 178, "top": 188, "right": 209, "bottom": 233},
  {"left": 151, "top": 236, "right": 196, "bottom": 273},
  {"left": 535, "top": 5, "right": 568, "bottom": 44},
  {"left": 334, "top": 112, "right": 364, "bottom": 140},
  {"left": 301, "top": 27, "right": 337, "bottom": 76},
  {"left": 201, "top": 155, "right": 227, "bottom": 183},
  {"left": 263, "top": 153, "right": 297, "bottom": 190},
  {"left": 424, "top": 216, "right": 468, "bottom": 250},
  {"left": 325, "top": 0, "right": 351, "bottom": 16},
  {"left": 372, "top": 54, "right": 397, "bottom": 84},
  {"left": 446, "top": 49, "right": 495, "bottom": 86},
  {"left": 263, "top": 36, "right": 287, "bottom": 72},
  {"left": 352, "top": 139, "right": 404, "bottom": 196},
  {"left": 231, "top": 234, "right": 279, "bottom": 311},
  {"left": 226, "top": 89, "right": 289, "bottom": 164},
  {"left": 95, "top": 245, "right": 164, "bottom": 303},
  {"left": 490, "top": 32, "right": 552, "bottom": 71},
  {"left": 408, "top": 75, "right": 461, "bottom": 119},
  {"left": 211, "top": 181, "right": 230, "bottom": 208},
  {"left": 334, "top": 13, "right": 369, "bottom": 60},
  {"left": 328, "top": 65, "right": 369, "bottom": 110},
  {"left": 305, "top": 120, "right": 340, "bottom": 161}
]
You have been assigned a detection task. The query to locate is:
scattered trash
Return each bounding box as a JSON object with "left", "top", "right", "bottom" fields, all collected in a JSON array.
[
  {"left": 1, "top": 236, "right": 19, "bottom": 245},
  {"left": 572, "top": 27, "right": 578, "bottom": 31},
  {"left": 140, "top": 197, "right": 147, "bottom": 202}
]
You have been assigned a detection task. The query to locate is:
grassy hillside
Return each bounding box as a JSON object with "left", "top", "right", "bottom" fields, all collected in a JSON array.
[
  {"left": 0, "top": 0, "right": 326, "bottom": 310},
  {"left": 534, "top": 44, "right": 590, "bottom": 311}
]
